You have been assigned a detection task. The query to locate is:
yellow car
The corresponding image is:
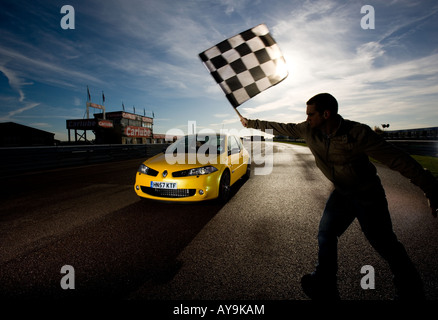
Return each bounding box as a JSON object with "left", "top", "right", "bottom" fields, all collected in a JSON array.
[{"left": 134, "top": 133, "right": 250, "bottom": 202}]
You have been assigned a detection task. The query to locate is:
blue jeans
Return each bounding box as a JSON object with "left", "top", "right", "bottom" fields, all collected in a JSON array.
[{"left": 316, "top": 184, "right": 421, "bottom": 284}]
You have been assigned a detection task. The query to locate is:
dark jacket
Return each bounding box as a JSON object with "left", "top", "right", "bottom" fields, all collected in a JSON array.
[{"left": 247, "top": 116, "right": 437, "bottom": 196}]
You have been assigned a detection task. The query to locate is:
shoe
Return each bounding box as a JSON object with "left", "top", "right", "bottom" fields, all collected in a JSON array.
[{"left": 301, "top": 272, "right": 340, "bottom": 301}]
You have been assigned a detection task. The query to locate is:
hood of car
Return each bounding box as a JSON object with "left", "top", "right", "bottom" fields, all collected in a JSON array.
[{"left": 144, "top": 152, "right": 225, "bottom": 171}]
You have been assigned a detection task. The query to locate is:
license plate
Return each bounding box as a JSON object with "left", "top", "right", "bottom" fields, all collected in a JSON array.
[{"left": 150, "top": 181, "right": 177, "bottom": 189}]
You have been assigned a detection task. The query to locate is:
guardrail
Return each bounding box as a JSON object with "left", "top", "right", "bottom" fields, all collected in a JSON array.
[
  {"left": 275, "top": 139, "right": 438, "bottom": 158},
  {"left": 1, "top": 140, "right": 436, "bottom": 178},
  {"left": 388, "top": 140, "right": 438, "bottom": 158},
  {"left": 0, "top": 143, "right": 169, "bottom": 177}
]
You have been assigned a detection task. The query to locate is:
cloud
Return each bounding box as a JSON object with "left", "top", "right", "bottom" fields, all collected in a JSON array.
[
  {"left": 30, "top": 122, "right": 51, "bottom": 128},
  {"left": 241, "top": 95, "right": 292, "bottom": 115},
  {"left": 224, "top": 0, "right": 438, "bottom": 130},
  {"left": 0, "top": 102, "right": 40, "bottom": 121},
  {"left": 0, "top": 64, "right": 28, "bottom": 102},
  {"left": 0, "top": 46, "right": 102, "bottom": 89},
  {"left": 1, "top": 0, "right": 437, "bottom": 135},
  {"left": 208, "top": 117, "right": 240, "bottom": 130},
  {"left": 214, "top": 113, "right": 231, "bottom": 118},
  {"left": 73, "top": 97, "right": 82, "bottom": 106},
  {"left": 218, "top": 0, "right": 252, "bottom": 15}
]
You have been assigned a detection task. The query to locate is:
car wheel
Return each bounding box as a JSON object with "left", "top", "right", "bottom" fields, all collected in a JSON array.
[
  {"left": 244, "top": 160, "right": 251, "bottom": 179},
  {"left": 217, "top": 170, "right": 231, "bottom": 203}
]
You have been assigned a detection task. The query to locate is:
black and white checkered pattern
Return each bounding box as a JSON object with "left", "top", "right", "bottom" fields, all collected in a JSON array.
[{"left": 199, "top": 24, "right": 288, "bottom": 108}]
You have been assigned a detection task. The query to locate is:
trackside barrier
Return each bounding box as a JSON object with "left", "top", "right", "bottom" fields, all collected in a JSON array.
[
  {"left": 1, "top": 141, "right": 435, "bottom": 178},
  {"left": 387, "top": 140, "right": 438, "bottom": 158},
  {"left": 0, "top": 144, "right": 169, "bottom": 177}
]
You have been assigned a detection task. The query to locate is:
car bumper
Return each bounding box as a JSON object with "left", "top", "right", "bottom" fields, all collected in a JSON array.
[{"left": 134, "top": 171, "right": 221, "bottom": 202}]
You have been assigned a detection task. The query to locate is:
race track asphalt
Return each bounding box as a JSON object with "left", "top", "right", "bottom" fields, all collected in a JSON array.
[{"left": 1, "top": 142, "right": 437, "bottom": 306}]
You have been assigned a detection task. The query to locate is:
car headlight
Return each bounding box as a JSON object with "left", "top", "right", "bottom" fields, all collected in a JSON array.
[
  {"left": 137, "top": 164, "right": 158, "bottom": 176},
  {"left": 173, "top": 166, "right": 218, "bottom": 177}
]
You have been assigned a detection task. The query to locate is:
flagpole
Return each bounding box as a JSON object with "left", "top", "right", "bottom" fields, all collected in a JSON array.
[
  {"left": 233, "top": 107, "right": 243, "bottom": 120},
  {"left": 86, "top": 86, "right": 91, "bottom": 119},
  {"left": 102, "top": 91, "right": 106, "bottom": 120}
]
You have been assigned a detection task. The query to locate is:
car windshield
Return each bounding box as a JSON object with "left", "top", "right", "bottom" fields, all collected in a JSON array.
[{"left": 168, "top": 134, "right": 226, "bottom": 154}]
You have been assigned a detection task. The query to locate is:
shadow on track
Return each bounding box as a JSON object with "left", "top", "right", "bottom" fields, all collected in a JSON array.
[{"left": 0, "top": 177, "right": 248, "bottom": 299}]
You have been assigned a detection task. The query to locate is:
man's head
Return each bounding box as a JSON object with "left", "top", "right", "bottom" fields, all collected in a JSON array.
[{"left": 306, "top": 93, "right": 338, "bottom": 129}]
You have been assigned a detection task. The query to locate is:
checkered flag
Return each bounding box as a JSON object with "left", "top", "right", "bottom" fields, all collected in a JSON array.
[{"left": 199, "top": 24, "right": 288, "bottom": 108}]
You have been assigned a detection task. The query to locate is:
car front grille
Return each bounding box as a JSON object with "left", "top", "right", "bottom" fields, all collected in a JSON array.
[{"left": 140, "top": 186, "right": 196, "bottom": 198}]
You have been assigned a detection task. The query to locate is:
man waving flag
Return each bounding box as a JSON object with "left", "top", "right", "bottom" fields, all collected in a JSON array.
[{"left": 199, "top": 24, "right": 288, "bottom": 109}]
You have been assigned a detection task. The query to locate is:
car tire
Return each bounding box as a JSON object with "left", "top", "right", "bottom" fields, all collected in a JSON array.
[
  {"left": 244, "top": 160, "right": 251, "bottom": 180},
  {"left": 217, "top": 170, "right": 231, "bottom": 204}
]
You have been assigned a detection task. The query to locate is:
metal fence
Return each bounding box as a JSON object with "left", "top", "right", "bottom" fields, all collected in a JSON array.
[
  {"left": 0, "top": 143, "right": 169, "bottom": 177},
  {"left": 1, "top": 140, "right": 436, "bottom": 178},
  {"left": 388, "top": 140, "right": 438, "bottom": 158}
]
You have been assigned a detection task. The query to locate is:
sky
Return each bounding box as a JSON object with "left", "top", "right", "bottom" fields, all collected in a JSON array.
[{"left": 1, "top": 0, "right": 438, "bottom": 141}]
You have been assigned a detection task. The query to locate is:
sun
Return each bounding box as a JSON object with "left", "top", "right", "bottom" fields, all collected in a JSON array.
[{"left": 272, "top": 58, "right": 289, "bottom": 83}]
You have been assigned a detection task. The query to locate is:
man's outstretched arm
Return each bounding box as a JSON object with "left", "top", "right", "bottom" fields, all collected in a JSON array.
[
  {"left": 362, "top": 125, "right": 438, "bottom": 218},
  {"left": 240, "top": 116, "right": 306, "bottom": 138}
]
